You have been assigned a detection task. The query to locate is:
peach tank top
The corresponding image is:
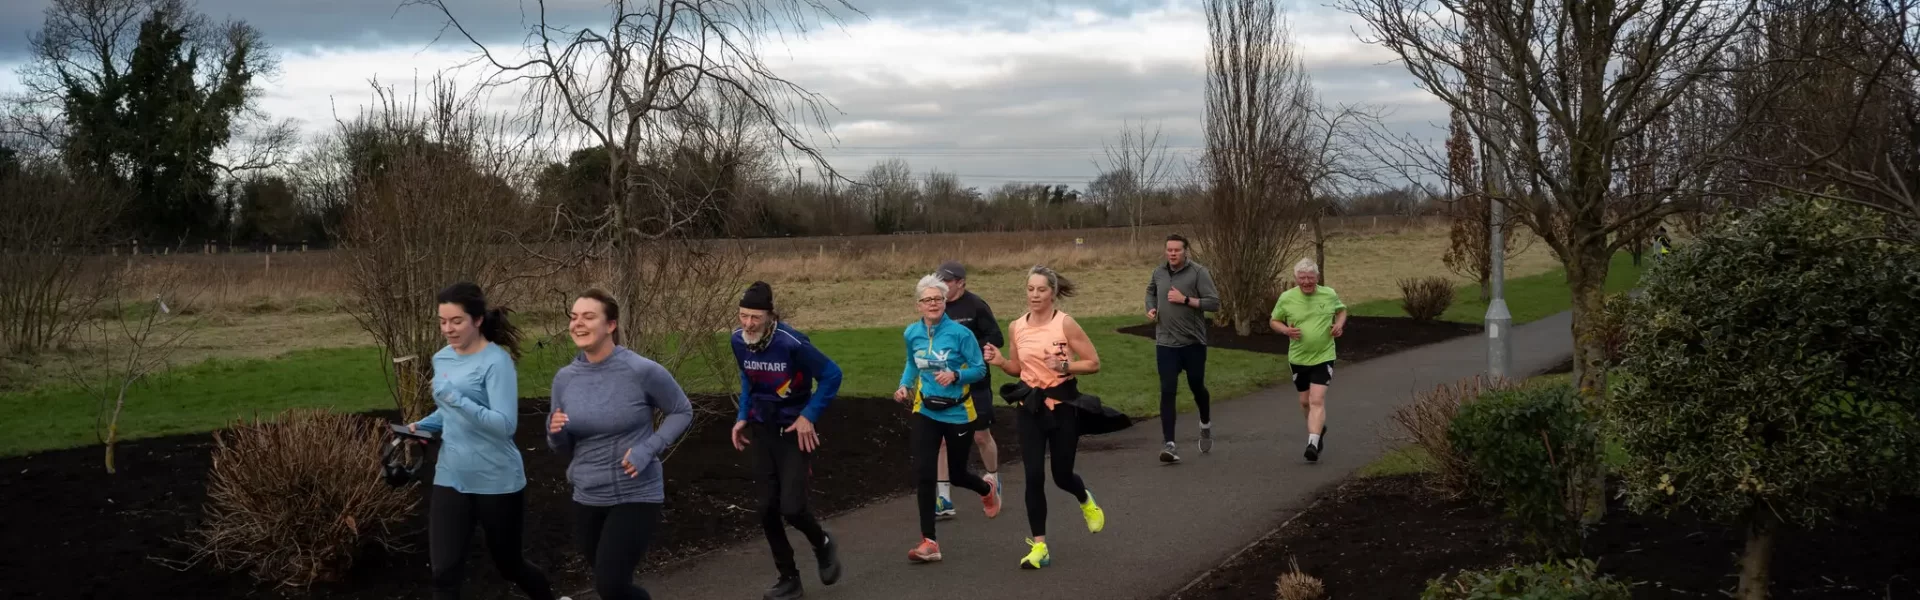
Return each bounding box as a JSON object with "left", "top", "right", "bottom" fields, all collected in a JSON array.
[{"left": 1009, "top": 309, "right": 1075, "bottom": 390}]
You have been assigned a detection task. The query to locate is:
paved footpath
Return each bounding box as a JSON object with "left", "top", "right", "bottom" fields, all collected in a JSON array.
[{"left": 600, "top": 311, "right": 1574, "bottom": 600}]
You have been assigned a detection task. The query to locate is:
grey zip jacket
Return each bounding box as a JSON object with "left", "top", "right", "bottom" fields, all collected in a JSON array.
[
  {"left": 1145, "top": 259, "right": 1222, "bottom": 347},
  {"left": 548, "top": 346, "right": 695, "bottom": 506}
]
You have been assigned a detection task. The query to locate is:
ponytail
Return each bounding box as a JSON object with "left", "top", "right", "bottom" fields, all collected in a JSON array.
[
  {"left": 1030, "top": 265, "right": 1079, "bottom": 299},
  {"left": 436, "top": 282, "right": 523, "bottom": 360},
  {"left": 480, "top": 308, "right": 524, "bottom": 360}
]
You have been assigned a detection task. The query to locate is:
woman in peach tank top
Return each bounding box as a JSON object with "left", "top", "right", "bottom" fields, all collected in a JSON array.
[{"left": 982, "top": 265, "right": 1108, "bottom": 570}]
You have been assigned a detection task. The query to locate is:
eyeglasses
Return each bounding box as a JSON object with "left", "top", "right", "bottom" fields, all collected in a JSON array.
[{"left": 917, "top": 296, "right": 944, "bottom": 305}]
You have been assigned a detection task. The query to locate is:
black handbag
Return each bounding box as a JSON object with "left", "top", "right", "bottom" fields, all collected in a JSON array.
[{"left": 920, "top": 394, "right": 964, "bottom": 410}]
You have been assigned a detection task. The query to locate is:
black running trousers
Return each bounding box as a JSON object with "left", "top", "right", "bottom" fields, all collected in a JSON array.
[
  {"left": 913, "top": 412, "right": 991, "bottom": 539},
  {"left": 751, "top": 421, "right": 830, "bottom": 577},
  {"left": 574, "top": 501, "right": 662, "bottom": 600},
  {"left": 428, "top": 485, "right": 556, "bottom": 600},
  {"left": 1016, "top": 382, "right": 1090, "bottom": 538}
]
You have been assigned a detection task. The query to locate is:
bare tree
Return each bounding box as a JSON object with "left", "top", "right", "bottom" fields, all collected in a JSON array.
[
  {"left": 864, "top": 157, "right": 917, "bottom": 233},
  {"left": 1441, "top": 107, "right": 1529, "bottom": 298},
  {"left": 1200, "top": 0, "right": 1322, "bottom": 336},
  {"left": 413, "top": 0, "right": 856, "bottom": 375},
  {"left": 1340, "top": 0, "right": 1768, "bottom": 520},
  {"left": 1716, "top": 0, "right": 1920, "bottom": 239},
  {"left": 0, "top": 156, "right": 121, "bottom": 356},
  {"left": 1296, "top": 100, "right": 1382, "bottom": 285},
  {"left": 1097, "top": 119, "right": 1174, "bottom": 246},
  {"left": 75, "top": 262, "right": 204, "bottom": 473},
  {"left": 333, "top": 78, "right": 547, "bottom": 422}
]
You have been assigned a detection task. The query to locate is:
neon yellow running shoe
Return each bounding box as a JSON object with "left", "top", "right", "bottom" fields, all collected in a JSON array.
[
  {"left": 1019, "top": 538, "right": 1051, "bottom": 570},
  {"left": 1080, "top": 490, "right": 1105, "bottom": 533}
]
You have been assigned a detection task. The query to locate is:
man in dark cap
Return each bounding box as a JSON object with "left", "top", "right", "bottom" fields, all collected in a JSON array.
[
  {"left": 931, "top": 261, "right": 1004, "bottom": 520},
  {"left": 729, "top": 281, "right": 845, "bottom": 600}
]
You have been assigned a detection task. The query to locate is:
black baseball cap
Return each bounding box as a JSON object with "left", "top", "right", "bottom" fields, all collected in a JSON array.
[{"left": 937, "top": 261, "right": 966, "bottom": 281}]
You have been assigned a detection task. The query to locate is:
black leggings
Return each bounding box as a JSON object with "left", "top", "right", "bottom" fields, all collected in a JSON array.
[
  {"left": 1017, "top": 397, "right": 1089, "bottom": 538},
  {"left": 1156, "top": 344, "right": 1212, "bottom": 443},
  {"left": 574, "top": 502, "right": 662, "bottom": 600},
  {"left": 914, "top": 412, "right": 991, "bottom": 540},
  {"left": 428, "top": 486, "right": 555, "bottom": 600},
  {"left": 752, "top": 422, "right": 830, "bottom": 577}
]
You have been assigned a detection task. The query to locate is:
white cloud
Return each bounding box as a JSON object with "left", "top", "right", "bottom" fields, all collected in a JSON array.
[{"left": 4, "top": 0, "right": 1450, "bottom": 190}]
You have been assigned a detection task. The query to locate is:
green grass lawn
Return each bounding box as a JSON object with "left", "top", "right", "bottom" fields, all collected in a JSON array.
[
  {"left": 0, "top": 314, "right": 1287, "bottom": 457},
  {"left": 1348, "top": 252, "right": 1646, "bottom": 324}
]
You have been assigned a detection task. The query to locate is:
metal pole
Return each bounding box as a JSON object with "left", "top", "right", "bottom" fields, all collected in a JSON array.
[{"left": 1485, "top": 156, "right": 1512, "bottom": 381}]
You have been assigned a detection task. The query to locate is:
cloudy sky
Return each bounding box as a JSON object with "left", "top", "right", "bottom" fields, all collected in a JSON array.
[{"left": 0, "top": 0, "right": 1449, "bottom": 191}]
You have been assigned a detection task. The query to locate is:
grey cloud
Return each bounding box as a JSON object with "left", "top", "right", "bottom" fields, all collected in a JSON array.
[
  {"left": 788, "top": 54, "right": 1446, "bottom": 190},
  {"left": 0, "top": 0, "right": 1170, "bottom": 60}
]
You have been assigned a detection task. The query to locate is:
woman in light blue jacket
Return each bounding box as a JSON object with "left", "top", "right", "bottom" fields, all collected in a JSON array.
[
  {"left": 406, "top": 282, "right": 557, "bottom": 600},
  {"left": 893, "top": 273, "right": 1003, "bottom": 564}
]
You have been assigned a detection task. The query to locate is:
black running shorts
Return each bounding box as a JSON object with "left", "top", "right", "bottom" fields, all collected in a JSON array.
[{"left": 1291, "top": 361, "right": 1334, "bottom": 392}]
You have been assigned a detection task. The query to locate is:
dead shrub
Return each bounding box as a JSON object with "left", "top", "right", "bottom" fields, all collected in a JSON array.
[
  {"left": 1397, "top": 276, "right": 1455, "bottom": 320},
  {"left": 0, "top": 158, "right": 121, "bottom": 355},
  {"left": 183, "top": 408, "right": 418, "bottom": 587},
  {"left": 1389, "top": 375, "right": 1518, "bottom": 496},
  {"left": 1275, "top": 556, "right": 1326, "bottom": 600}
]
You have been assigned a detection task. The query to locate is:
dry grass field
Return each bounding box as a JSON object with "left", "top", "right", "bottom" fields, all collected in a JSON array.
[{"left": 4, "top": 220, "right": 1559, "bottom": 391}]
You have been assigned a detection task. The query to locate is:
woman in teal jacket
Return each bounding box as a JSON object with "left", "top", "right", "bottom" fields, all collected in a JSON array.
[{"left": 893, "top": 273, "right": 1004, "bottom": 564}]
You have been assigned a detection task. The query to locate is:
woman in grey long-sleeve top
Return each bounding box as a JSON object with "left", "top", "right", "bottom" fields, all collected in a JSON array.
[{"left": 547, "top": 290, "right": 694, "bottom": 600}]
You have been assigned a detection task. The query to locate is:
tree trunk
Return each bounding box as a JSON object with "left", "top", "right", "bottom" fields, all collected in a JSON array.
[
  {"left": 1737, "top": 508, "right": 1778, "bottom": 600},
  {"left": 1567, "top": 234, "right": 1612, "bottom": 523},
  {"left": 1312, "top": 216, "right": 1326, "bottom": 285}
]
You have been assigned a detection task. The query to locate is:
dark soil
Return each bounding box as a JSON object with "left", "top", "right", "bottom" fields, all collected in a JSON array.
[
  {"left": 0, "top": 396, "right": 1023, "bottom": 599},
  {"left": 1175, "top": 474, "right": 1920, "bottom": 599},
  {"left": 1115, "top": 315, "right": 1483, "bottom": 363}
]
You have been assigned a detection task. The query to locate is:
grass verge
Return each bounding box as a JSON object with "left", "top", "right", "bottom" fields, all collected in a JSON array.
[
  {"left": 1347, "top": 252, "right": 1646, "bottom": 324},
  {"left": 0, "top": 315, "right": 1286, "bottom": 457}
]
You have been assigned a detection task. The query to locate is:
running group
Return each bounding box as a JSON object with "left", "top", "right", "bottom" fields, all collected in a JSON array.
[{"left": 404, "top": 233, "right": 1348, "bottom": 600}]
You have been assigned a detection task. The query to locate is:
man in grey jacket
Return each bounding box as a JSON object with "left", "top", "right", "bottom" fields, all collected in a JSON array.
[{"left": 1145, "top": 233, "right": 1221, "bottom": 463}]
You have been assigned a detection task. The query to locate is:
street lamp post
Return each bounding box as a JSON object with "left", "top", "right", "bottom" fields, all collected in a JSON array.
[{"left": 1486, "top": 188, "right": 1512, "bottom": 380}]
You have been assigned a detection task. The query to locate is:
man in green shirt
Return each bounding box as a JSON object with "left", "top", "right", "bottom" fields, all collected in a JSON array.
[{"left": 1268, "top": 257, "right": 1346, "bottom": 463}]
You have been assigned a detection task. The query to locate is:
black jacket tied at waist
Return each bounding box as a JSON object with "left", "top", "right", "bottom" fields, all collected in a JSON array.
[{"left": 997, "top": 380, "right": 1133, "bottom": 436}]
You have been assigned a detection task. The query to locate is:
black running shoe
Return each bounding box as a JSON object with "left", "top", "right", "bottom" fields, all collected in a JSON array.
[
  {"left": 1304, "top": 441, "right": 1320, "bottom": 463},
  {"left": 816, "top": 534, "right": 842, "bottom": 586},
  {"left": 765, "top": 574, "right": 804, "bottom": 600},
  {"left": 1160, "top": 441, "right": 1181, "bottom": 463}
]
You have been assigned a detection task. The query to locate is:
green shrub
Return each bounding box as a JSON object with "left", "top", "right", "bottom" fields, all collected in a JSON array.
[
  {"left": 1447, "top": 381, "right": 1598, "bottom": 556},
  {"left": 1390, "top": 375, "right": 1520, "bottom": 495},
  {"left": 1421, "top": 559, "right": 1632, "bottom": 600},
  {"left": 1398, "top": 276, "right": 1455, "bottom": 320},
  {"left": 1610, "top": 198, "right": 1920, "bottom": 599}
]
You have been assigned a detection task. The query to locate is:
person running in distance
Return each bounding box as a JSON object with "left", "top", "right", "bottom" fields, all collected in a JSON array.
[
  {"left": 931, "top": 261, "right": 1005, "bottom": 519},
  {"left": 896, "top": 273, "right": 1004, "bottom": 564},
  {"left": 1144, "top": 233, "right": 1220, "bottom": 463},
  {"left": 406, "top": 282, "right": 561, "bottom": 600},
  {"left": 729, "top": 281, "right": 845, "bottom": 600},
  {"left": 547, "top": 290, "right": 694, "bottom": 600},
  {"left": 982, "top": 265, "right": 1107, "bottom": 570},
  {"left": 1267, "top": 258, "right": 1346, "bottom": 463}
]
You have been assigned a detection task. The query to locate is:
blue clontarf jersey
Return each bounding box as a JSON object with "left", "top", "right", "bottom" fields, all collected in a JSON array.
[{"left": 732, "top": 322, "right": 842, "bottom": 425}]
